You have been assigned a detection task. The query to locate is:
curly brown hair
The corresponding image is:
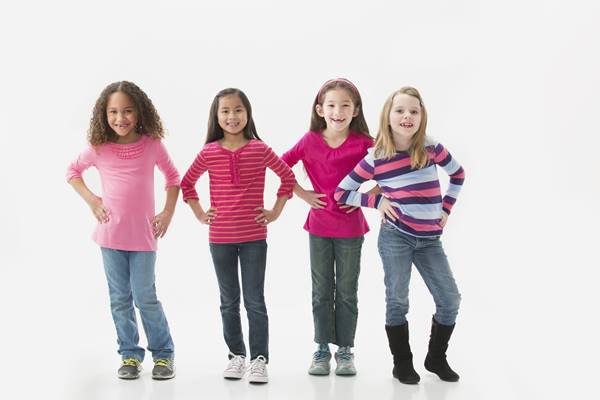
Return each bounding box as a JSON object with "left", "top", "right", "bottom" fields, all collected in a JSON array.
[{"left": 88, "top": 81, "right": 164, "bottom": 146}]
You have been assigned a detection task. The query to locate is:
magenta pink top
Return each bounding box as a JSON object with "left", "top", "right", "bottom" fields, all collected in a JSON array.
[
  {"left": 66, "top": 135, "right": 180, "bottom": 251},
  {"left": 180, "top": 140, "right": 296, "bottom": 244},
  {"left": 281, "top": 131, "right": 373, "bottom": 238}
]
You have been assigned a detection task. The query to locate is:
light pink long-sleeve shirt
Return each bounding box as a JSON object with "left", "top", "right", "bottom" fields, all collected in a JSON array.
[{"left": 66, "top": 135, "right": 180, "bottom": 251}]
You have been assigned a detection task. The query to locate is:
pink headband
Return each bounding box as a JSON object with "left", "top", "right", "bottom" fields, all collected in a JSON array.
[{"left": 316, "top": 78, "right": 361, "bottom": 103}]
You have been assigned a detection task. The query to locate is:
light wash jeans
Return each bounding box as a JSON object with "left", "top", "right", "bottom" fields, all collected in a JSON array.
[
  {"left": 377, "top": 223, "right": 461, "bottom": 326},
  {"left": 309, "top": 234, "right": 364, "bottom": 347},
  {"left": 100, "top": 248, "right": 174, "bottom": 361},
  {"left": 209, "top": 239, "right": 269, "bottom": 361}
]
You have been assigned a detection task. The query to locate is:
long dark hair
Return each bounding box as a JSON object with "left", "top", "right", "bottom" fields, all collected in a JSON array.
[
  {"left": 88, "top": 81, "right": 164, "bottom": 146},
  {"left": 309, "top": 78, "right": 371, "bottom": 138},
  {"left": 205, "top": 88, "right": 261, "bottom": 144}
]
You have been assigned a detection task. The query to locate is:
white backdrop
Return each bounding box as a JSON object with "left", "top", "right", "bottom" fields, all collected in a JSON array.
[{"left": 1, "top": 1, "right": 598, "bottom": 399}]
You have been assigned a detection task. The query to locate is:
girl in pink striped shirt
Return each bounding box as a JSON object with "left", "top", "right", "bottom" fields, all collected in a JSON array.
[
  {"left": 67, "top": 81, "right": 178, "bottom": 380},
  {"left": 180, "top": 88, "right": 295, "bottom": 383}
]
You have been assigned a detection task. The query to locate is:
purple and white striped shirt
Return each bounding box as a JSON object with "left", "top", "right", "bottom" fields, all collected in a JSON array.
[{"left": 334, "top": 139, "right": 465, "bottom": 237}]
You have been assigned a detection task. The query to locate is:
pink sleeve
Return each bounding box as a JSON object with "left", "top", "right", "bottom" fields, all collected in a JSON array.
[
  {"left": 180, "top": 150, "right": 208, "bottom": 202},
  {"left": 280, "top": 134, "right": 306, "bottom": 167},
  {"left": 155, "top": 140, "right": 180, "bottom": 189},
  {"left": 66, "top": 146, "right": 96, "bottom": 182},
  {"left": 264, "top": 145, "right": 296, "bottom": 198}
]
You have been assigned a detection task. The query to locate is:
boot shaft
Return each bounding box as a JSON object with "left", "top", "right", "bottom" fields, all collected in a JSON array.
[
  {"left": 428, "top": 317, "right": 455, "bottom": 356},
  {"left": 385, "top": 323, "right": 413, "bottom": 360}
]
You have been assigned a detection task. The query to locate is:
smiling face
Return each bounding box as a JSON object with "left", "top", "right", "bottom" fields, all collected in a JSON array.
[
  {"left": 389, "top": 93, "right": 422, "bottom": 147},
  {"left": 316, "top": 88, "right": 359, "bottom": 134},
  {"left": 106, "top": 91, "right": 138, "bottom": 143},
  {"left": 217, "top": 94, "right": 248, "bottom": 137}
]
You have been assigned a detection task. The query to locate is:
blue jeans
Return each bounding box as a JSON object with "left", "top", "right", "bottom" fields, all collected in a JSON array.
[
  {"left": 377, "top": 223, "right": 461, "bottom": 326},
  {"left": 209, "top": 239, "right": 268, "bottom": 361},
  {"left": 309, "top": 234, "right": 364, "bottom": 347},
  {"left": 100, "top": 248, "right": 174, "bottom": 361}
]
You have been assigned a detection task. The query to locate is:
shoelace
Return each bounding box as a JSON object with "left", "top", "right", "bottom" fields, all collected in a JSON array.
[
  {"left": 226, "top": 356, "right": 245, "bottom": 371},
  {"left": 154, "top": 359, "right": 172, "bottom": 368},
  {"left": 337, "top": 348, "right": 353, "bottom": 362},
  {"left": 313, "top": 350, "right": 331, "bottom": 362},
  {"left": 122, "top": 358, "right": 140, "bottom": 367},
  {"left": 250, "top": 356, "right": 266, "bottom": 375}
]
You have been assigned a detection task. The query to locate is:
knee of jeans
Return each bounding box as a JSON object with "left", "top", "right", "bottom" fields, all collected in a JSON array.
[
  {"left": 441, "top": 292, "right": 461, "bottom": 313},
  {"left": 243, "top": 298, "right": 267, "bottom": 315},
  {"left": 220, "top": 296, "right": 240, "bottom": 312},
  {"left": 110, "top": 296, "right": 134, "bottom": 312},
  {"left": 133, "top": 295, "right": 160, "bottom": 311},
  {"left": 387, "top": 296, "right": 409, "bottom": 312},
  {"left": 335, "top": 286, "right": 358, "bottom": 304}
]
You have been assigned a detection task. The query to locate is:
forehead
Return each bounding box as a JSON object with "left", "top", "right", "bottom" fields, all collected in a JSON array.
[
  {"left": 218, "top": 94, "right": 245, "bottom": 109},
  {"left": 107, "top": 91, "right": 135, "bottom": 108},
  {"left": 392, "top": 93, "right": 420, "bottom": 108},
  {"left": 322, "top": 88, "right": 354, "bottom": 103}
]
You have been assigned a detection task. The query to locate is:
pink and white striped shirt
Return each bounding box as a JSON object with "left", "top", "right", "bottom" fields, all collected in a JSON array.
[{"left": 180, "top": 140, "right": 296, "bottom": 243}]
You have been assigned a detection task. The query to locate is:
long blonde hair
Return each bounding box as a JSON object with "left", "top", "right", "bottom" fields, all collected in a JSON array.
[{"left": 374, "top": 87, "right": 429, "bottom": 169}]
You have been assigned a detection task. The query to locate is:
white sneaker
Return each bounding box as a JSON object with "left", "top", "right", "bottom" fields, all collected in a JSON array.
[
  {"left": 223, "top": 354, "right": 246, "bottom": 379},
  {"left": 248, "top": 355, "right": 268, "bottom": 383}
]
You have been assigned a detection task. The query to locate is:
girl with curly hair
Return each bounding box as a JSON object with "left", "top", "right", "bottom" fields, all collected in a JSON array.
[{"left": 66, "top": 81, "right": 179, "bottom": 381}]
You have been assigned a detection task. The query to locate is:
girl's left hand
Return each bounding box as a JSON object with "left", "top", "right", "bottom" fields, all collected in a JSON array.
[
  {"left": 439, "top": 211, "right": 449, "bottom": 228},
  {"left": 338, "top": 204, "right": 359, "bottom": 214},
  {"left": 153, "top": 210, "right": 174, "bottom": 238},
  {"left": 254, "top": 207, "right": 279, "bottom": 225}
]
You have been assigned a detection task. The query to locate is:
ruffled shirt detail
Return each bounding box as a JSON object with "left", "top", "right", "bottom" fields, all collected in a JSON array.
[{"left": 107, "top": 137, "right": 146, "bottom": 160}]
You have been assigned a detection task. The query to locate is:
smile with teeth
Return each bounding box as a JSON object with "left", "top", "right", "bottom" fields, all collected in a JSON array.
[
  {"left": 331, "top": 117, "right": 345, "bottom": 123},
  {"left": 400, "top": 122, "right": 413, "bottom": 128}
]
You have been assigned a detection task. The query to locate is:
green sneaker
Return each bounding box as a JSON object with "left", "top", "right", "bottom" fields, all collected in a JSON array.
[
  {"left": 118, "top": 358, "right": 142, "bottom": 379},
  {"left": 152, "top": 358, "right": 175, "bottom": 380},
  {"left": 335, "top": 346, "right": 356, "bottom": 376}
]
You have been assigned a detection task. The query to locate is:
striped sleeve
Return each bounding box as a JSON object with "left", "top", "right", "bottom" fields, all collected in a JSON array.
[
  {"left": 155, "top": 140, "right": 180, "bottom": 189},
  {"left": 66, "top": 146, "right": 96, "bottom": 182},
  {"left": 433, "top": 143, "right": 465, "bottom": 214},
  {"left": 264, "top": 145, "right": 296, "bottom": 198},
  {"left": 180, "top": 149, "right": 209, "bottom": 202},
  {"left": 334, "top": 150, "right": 383, "bottom": 209}
]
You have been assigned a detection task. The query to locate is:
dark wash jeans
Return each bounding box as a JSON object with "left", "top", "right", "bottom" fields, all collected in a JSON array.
[
  {"left": 377, "top": 222, "right": 461, "bottom": 326},
  {"left": 209, "top": 239, "right": 269, "bottom": 361},
  {"left": 309, "top": 234, "right": 364, "bottom": 347}
]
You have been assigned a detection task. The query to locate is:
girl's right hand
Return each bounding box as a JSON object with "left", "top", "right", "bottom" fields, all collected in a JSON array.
[
  {"left": 89, "top": 196, "right": 109, "bottom": 223},
  {"left": 301, "top": 191, "right": 327, "bottom": 209},
  {"left": 378, "top": 197, "right": 399, "bottom": 222},
  {"left": 198, "top": 207, "right": 217, "bottom": 225}
]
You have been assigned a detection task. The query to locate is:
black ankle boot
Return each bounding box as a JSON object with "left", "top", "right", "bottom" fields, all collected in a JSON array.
[
  {"left": 424, "top": 317, "right": 460, "bottom": 382},
  {"left": 385, "top": 323, "right": 420, "bottom": 384}
]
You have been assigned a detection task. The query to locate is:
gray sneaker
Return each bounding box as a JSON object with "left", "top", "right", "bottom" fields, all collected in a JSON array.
[
  {"left": 118, "top": 358, "right": 142, "bottom": 379},
  {"left": 335, "top": 346, "right": 356, "bottom": 376},
  {"left": 308, "top": 344, "right": 332, "bottom": 375},
  {"left": 152, "top": 358, "right": 175, "bottom": 380}
]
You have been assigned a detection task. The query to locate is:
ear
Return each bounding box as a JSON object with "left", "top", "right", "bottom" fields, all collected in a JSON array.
[
  {"left": 315, "top": 104, "right": 325, "bottom": 117},
  {"left": 353, "top": 106, "right": 360, "bottom": 118}
]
